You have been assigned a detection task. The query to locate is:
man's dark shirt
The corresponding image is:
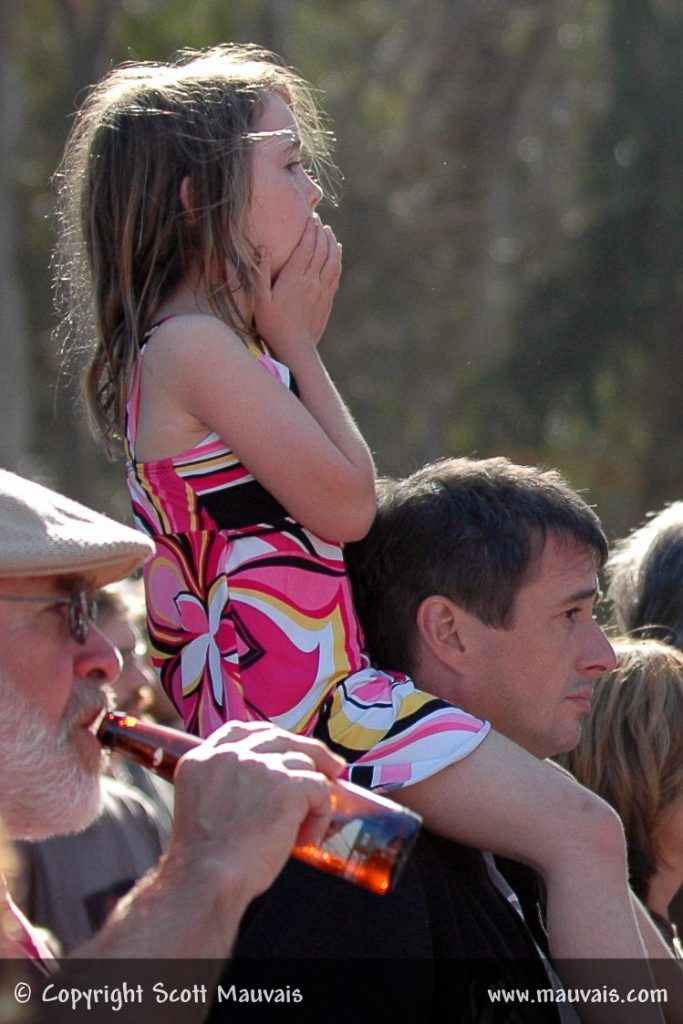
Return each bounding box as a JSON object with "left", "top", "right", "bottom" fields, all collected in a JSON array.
[{"left": 212, "top": 831, "right": 561, "bottom": 1023}]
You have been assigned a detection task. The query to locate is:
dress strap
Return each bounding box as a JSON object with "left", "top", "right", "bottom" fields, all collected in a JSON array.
[{"left": 141, "top": 314, "right": 178, "bottom": 347}]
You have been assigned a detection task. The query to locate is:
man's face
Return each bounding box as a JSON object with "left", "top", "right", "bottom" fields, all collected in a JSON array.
[
  {"left": 0, "top": 575, "right": 121, "bottom": 839},
  {"left": 458, "top": 534, "right": 616, "bottom": 759}
]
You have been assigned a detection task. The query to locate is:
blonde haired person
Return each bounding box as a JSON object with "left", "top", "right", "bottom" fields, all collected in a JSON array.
[{"left": 559, "top": 639, "right": 683, "bottom": 956}]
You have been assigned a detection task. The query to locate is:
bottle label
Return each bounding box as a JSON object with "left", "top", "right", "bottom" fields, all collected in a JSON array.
[
  {"left": 324, "top": 812, "right": 408, "bottom": 860},
  {"left": 319, "top": 812, "right": 417, "bottom": 893}
]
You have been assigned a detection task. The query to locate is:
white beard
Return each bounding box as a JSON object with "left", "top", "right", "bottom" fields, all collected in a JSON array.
[{"left": 0, "top": 670, "right": 104, "bottom": 841}]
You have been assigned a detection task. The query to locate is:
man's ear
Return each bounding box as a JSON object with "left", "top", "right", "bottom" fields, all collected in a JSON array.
[{"left": 415, "top": 595, "right": 467, "bottom": 670}]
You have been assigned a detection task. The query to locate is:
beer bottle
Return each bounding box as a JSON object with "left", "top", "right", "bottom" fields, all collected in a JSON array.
[{"left": 96, "top": 711, "right": 421, "bottom": 895}]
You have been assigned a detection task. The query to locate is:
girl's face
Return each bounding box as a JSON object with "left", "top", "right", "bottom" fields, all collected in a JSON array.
[{"left": 246, "top": 93, "right": 323, "bottom": 278}]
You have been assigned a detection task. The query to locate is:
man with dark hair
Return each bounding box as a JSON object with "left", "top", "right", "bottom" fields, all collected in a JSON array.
[
  {"left": 347, "top": 457, "right": 613, "bottom": 763},
  {"left": 346, "top": 454, "right": 615, "bottom": 938},
  {"left": 351, "top": 457, "right": 609, "bottom": 688},
  {"left": 228, "top": 456, "right": 679, "bottom": 1023}
]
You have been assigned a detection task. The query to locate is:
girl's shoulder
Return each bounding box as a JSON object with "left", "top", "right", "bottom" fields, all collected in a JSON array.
[
  {"left": 144, "top": 312, "right": 249, "bottom": 348},
  {"left": 139, "top": 314, "right": 288, "bottom": 411},
  {"left": 130, "top": 314, "right": 259, "bottom": 464},
  {"left": 141, "top": 313, "right": 260, "bottom": 376}
]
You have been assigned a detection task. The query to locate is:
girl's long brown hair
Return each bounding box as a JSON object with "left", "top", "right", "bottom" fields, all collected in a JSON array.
[{"left": 54, "top": 44, "right": 337, "bottom": 452}]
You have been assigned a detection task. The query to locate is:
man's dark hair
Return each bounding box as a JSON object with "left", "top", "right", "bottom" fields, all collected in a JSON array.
[{"left": 347, "top": 456, "right": 608, "bottom": 676}]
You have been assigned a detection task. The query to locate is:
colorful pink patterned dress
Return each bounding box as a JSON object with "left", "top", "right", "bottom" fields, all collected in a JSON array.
[{"left": 125, "top": 334, "right": 490, "bottom": 789}]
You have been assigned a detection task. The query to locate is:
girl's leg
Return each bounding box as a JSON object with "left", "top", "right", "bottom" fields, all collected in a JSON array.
[{"left": 395, "top": 730, "right": 666, "bottom": 1024}]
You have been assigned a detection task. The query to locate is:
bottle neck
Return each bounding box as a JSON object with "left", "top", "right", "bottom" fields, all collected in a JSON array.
[{"left": 96, "top": 711, "right": 200, "bottom": 783}]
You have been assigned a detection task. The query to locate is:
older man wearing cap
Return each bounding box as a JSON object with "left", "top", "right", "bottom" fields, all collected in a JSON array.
[{"left": 0, "top": 471, "right": 341, "bottom": 981}]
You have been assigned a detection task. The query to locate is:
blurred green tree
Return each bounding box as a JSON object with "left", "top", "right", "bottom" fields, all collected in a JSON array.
[
  {"left": 2, "top": 0, "right": 682, "bottom": 543},
  {"left": 479, "top": 0, "right": 683, "bottom": 535}
]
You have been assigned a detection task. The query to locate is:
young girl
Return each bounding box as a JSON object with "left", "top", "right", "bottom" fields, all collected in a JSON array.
[{"left": 55, "top": 44, "right": 659, "bottom": 985}]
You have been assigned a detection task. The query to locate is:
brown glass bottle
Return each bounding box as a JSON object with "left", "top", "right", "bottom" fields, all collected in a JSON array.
[{"left": 96, "top": 711, "right": 421, "bottom": 895}]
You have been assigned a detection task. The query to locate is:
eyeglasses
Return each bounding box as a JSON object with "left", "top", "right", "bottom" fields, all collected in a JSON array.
[{"left": 0, "top": 590, "right": 97, "bottom": 645}]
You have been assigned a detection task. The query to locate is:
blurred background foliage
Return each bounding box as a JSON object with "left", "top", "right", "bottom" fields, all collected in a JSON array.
[{"left": 1, "top": 0, "right": 682, "bottom": 543}]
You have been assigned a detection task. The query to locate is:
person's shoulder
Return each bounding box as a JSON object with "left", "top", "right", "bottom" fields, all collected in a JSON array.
[
  {"left": 142, "top": 313, "right": 258, "bottom": 386},
  {"left": 235, "top": 854, "right": 429, "bottom": 955},
  {"left": 219, "top": 859, "right": 433, "bottom": 1024},
  {"left": 146, "top": 313, "right": 243, "bottom": 353}
]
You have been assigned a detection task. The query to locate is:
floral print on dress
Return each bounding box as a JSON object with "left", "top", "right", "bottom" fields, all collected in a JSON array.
[
  {"left": 145, "top": 532, "right": 246, "bottom": 737},
  {"left": 127, "top": 342, "right": 490, "bottom": 788}
]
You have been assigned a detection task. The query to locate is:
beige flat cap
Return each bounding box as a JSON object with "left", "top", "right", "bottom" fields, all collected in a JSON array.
[{"left": 0, "top": 469, "right": 154, "bottom": 589}]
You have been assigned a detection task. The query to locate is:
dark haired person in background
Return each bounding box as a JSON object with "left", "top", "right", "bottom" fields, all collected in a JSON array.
[{"left": 608, "top": 502, "right": 683, "bottom": 647}]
